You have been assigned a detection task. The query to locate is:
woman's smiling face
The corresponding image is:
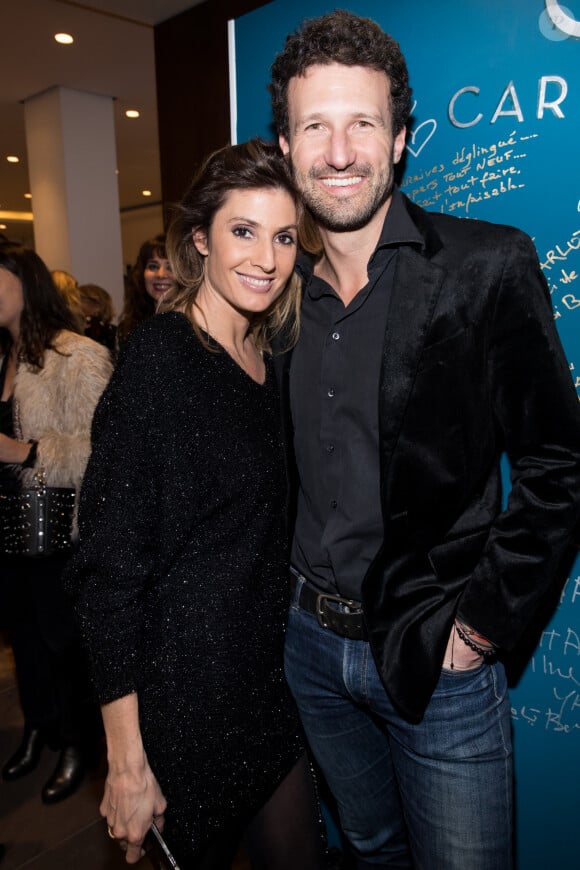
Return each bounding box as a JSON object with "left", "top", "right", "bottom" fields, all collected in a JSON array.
[
  {"left": 143, "top": 256, "right": 177, "bottom": 301},
  {"left": 193, "top": 187, "right": 298, "bottom": 318}
]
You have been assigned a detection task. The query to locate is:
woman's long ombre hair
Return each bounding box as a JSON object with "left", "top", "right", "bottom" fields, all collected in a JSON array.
[
  {"left": 162, "top": 139, "right": 302, "bottom": 352},
  {"left": 0, "top": 243, "right": 79, "bottom": 370}
]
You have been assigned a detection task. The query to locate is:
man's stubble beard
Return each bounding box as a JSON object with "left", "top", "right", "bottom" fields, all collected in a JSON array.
[{"left": 289, "top": 154, "right": 395, "bottom": 233}]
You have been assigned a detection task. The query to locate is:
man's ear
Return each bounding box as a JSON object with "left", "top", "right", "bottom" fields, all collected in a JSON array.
[
  {"left": 393, "top": 127, "right": 407, "bottom": 166},
  {"left": 279, "top": 134, "right": 290, "bottom": 158},
  {"left": 192, "top": 228, "right": 208, "bottom": 256}
]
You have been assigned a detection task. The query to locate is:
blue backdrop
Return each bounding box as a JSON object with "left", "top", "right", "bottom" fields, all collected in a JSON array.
[{"left": 233, "top": 2, "right": 580, "bottom": 865}]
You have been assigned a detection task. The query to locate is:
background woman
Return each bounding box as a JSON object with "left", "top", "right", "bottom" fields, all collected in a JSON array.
[
  {"left": 51, "top": 268, "right": 86, "bottom": 333},
  {"left": 79, "top": 282, "right": 118, "bottom": 355},
  {"left": 0, "top": 243, "right": 113, "bottom": 802},
  {"left": 68, "top": 139, "right": 325, "bottom": 869},
  {"left": 117, "top": 234, "right": 178, "bottom": 346}
]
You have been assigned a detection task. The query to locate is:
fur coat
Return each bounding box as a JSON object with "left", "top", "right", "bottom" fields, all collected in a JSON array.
[{"left": 9, "top": 330, "right": 112, "bottom": 491}]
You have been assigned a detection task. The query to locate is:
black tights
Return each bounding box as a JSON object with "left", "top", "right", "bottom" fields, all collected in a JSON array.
[
  {"left": 194, "top": 753, "right": 326, "bottom": 870},
  {"left": 2, "top": 552, "right": 94, "bottom": 748}
]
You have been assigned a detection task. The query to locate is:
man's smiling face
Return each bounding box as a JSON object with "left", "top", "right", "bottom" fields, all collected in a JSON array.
[{"left": 279, "top": 63, "right": 406, "bottom": 232}]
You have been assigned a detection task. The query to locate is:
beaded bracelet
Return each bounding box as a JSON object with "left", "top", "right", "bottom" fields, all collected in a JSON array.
[{"left": 455, "top": 621, "right": 496, "bottom": 658}]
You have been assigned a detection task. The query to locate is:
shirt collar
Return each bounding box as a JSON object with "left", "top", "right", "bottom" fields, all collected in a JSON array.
[
  {"left": 296, "top": 187, "right": 424, "bottom": 291},
  {"left": 370, "top": 186, "right": 424, "bottom": 261}
]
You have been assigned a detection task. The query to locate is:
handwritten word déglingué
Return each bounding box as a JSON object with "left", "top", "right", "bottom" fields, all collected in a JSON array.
[{"left": 451, "top": 134, "right": 518, "bottom": 172}]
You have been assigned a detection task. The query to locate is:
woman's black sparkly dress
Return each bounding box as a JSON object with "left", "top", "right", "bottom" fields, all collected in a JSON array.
[{"left": 68, "top": 312, "right": 303, "bottom": 866}]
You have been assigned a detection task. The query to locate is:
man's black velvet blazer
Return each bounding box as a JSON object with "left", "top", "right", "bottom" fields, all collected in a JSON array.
[{"left": 276, "top": 193, "right": 580, "bottom": 722}]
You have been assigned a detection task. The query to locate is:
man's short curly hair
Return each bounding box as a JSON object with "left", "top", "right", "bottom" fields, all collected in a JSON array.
[{"left": 270, "top": 9, "right": 412, "bottom": 140}]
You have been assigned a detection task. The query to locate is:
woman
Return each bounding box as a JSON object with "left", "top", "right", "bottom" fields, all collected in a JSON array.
[
  {"left": 51, "top": 268, "right": 86, "bottom": 333},
  {"left": 0, "top": 243, "right": 113, "bottom": 802},
  {"left": 68, "top": 140, "right": 325, "bottom": 869},
  {"left": 117, "top": 234, "right": 178, "bottom": 345},
  {"left": 79, "top": 283, "right": 118, "bottom": 355}
]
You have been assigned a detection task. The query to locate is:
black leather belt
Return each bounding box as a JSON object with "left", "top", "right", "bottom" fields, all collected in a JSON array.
[{"left": 291, "top": 572, "right": 368, "bottom": 641}]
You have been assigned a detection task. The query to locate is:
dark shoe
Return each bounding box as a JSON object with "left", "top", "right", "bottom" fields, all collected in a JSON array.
[
  {"left": 0, "top": 843, "right": 5, "bottom": 864},
  {"left": 41, "top": 745, "right": 85, "bottom": 804},
  {"left": 2, "top": 727, "right": 44, "bottom": 780}
]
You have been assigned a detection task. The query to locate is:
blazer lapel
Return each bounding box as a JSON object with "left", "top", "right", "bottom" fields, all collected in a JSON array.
[{"left": 378, "top": 247, "right": 445, "bottom": 465}]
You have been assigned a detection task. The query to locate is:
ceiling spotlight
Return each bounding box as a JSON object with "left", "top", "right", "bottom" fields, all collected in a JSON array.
[
  {"left": 6, "top": 156, "right": 19, "bottom": 163},
  {"left": 125, "top": 109, "right": 140, "bottom": 119},
  {"left": 0, "top": 224, "right": 6, "bottom": 230},
  {"left": 24, "top": 193, "right": 32, "bottom": 199},
  {"left": 142, "top": 190, "right": 152, "bottom": 197},
  {"left": 55, "top": 33, "right": 74, "bottom": 45}
]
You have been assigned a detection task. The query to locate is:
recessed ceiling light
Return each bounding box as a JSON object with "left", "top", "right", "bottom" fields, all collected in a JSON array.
[
  {"left": 6, "top": 156, "right": 19, "bottom": 163},
  {"left": 55, "top": 33, "right": 74, "bottom": 45},
  {"left": 24, "top": 193, "right": 32, "bottom": 199},
  {"left": 0, "top": 224, "right": 6, "bottom": 230},
  {"left": 125, "top": 110, "right": 140, "bottom": 119},
  {"left": 142, "top": 190, "right": 152, "bottom": 197}
]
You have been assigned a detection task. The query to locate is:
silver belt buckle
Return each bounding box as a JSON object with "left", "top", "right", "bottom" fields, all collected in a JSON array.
[{"left": 316, "top": 592, "right": 358, "bottom": 629}]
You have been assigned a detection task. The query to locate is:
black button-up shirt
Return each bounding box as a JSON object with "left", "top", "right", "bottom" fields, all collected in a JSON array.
[{"left": 290, "top": 188, "right": 424, "bottom": 600}]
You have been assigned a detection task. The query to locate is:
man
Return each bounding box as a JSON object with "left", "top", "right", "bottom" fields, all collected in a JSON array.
[{"left": 270, "top": 10, "right": 580, "bottom": 869}]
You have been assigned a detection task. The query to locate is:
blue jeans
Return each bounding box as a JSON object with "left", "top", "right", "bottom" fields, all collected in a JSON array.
[{"left": 285, "top": 578, "right": 514, "bottom": 869}]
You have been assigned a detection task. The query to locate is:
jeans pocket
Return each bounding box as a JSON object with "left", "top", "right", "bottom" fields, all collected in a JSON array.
[{"left": 440, "top": 660, "right": 487, "bottom": 677}]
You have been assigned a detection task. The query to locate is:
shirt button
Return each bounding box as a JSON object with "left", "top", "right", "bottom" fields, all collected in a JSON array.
[
  {"left": 332, "top": 331, "right": 340, "bottom": 341},
  {"left": 326, "top": 444, "right": 334, "bottom": 454},
  {"left": 330, "top": 500, "right": 338, "bottom": 509},
  {"left": 327, "top": 388, "right": 335, "bottom": 397}
]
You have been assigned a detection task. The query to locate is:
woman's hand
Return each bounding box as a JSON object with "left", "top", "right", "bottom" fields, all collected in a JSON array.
[
  {"left": 101, "top": 755, "right": 167, "bottom": 864},
  {"left": 0, "top": 433, "right": 31, "bottom": 464},
  {"left": 100, "top": 693, "right": 167, "bottom": 864}
]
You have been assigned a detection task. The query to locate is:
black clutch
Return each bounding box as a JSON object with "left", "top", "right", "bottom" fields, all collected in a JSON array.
[{"left": 0, "top": 470, "right": 75, "bottom": 557}]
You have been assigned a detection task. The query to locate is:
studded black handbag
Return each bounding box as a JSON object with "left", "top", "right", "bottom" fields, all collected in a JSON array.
[{"left": 0, "top": 470, "right": 75, "bottom": 557}]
